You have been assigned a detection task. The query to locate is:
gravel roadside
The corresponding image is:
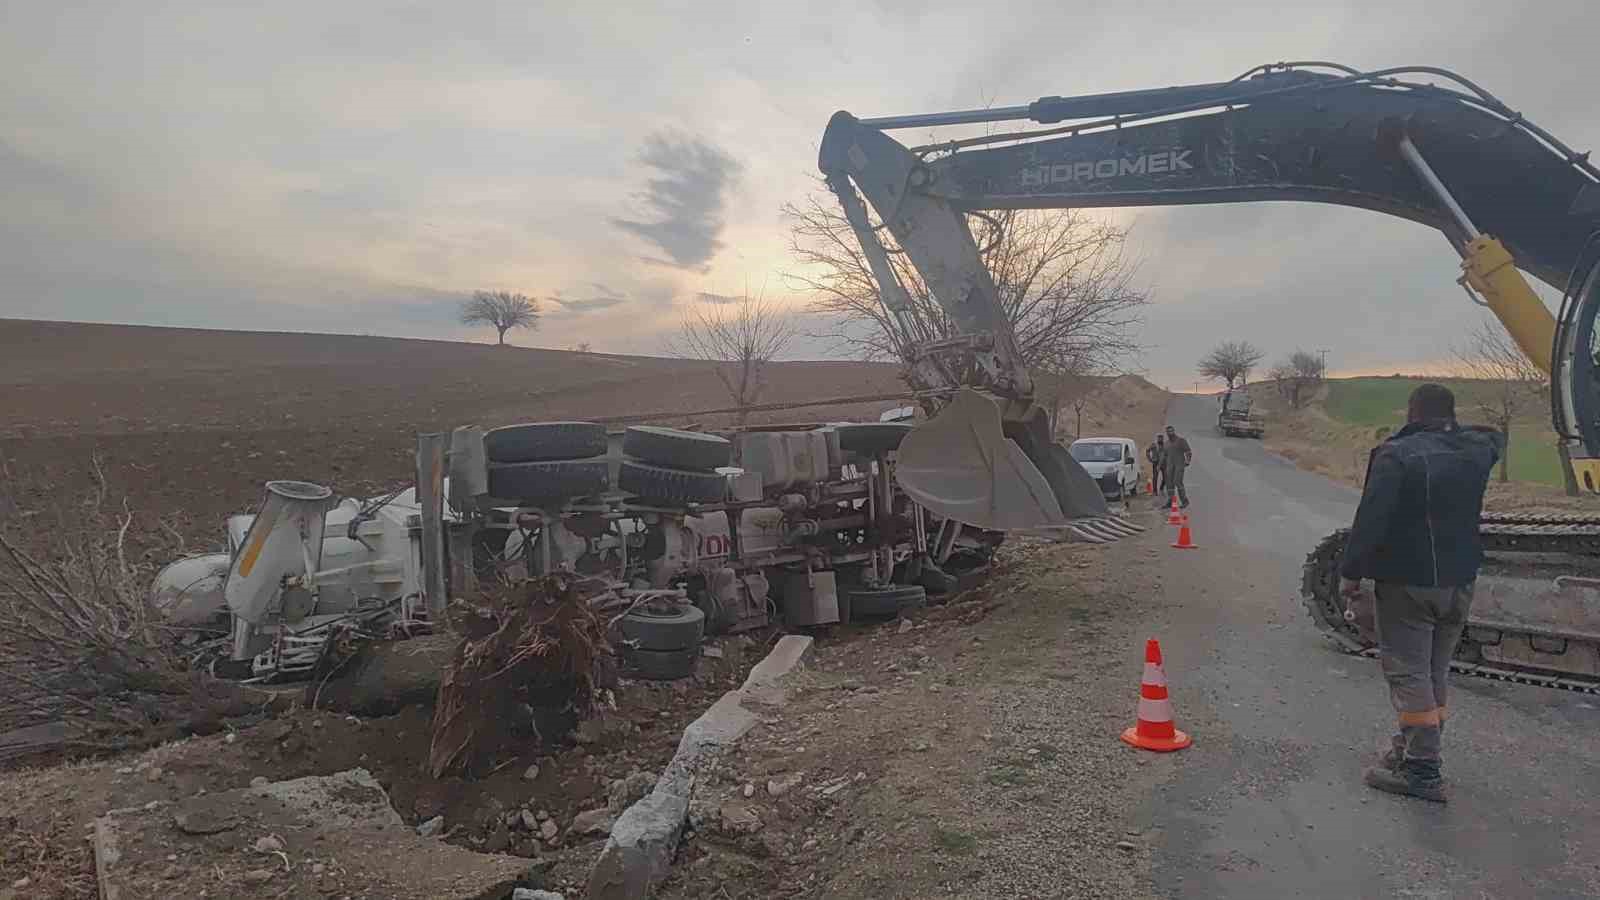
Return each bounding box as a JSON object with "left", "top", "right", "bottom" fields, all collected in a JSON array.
[{"left": 657, "top": 515, "right": 1176, "bottom": 899}]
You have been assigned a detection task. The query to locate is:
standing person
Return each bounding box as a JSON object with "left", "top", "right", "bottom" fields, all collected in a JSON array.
[
  {"left": 1146, "top": 433, "right": 1166, "bottom": 495},
  {"left": 1338, "top": 384, "right": 1501, "bottom": 803},
  {"left": 1162, "top": 425, "right": 1192, "bottom": 508}
]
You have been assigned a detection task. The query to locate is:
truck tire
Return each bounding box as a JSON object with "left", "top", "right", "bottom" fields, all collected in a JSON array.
[
  {"left": 623, "top": 426, "right": 732, "bottom": 471},
  {"left": 487, "top": 457, "right": 611, "bottom": 501},
  {"left": 620, "top": 604, "right": 705, "bottom": 652},
  {"left": 835, "top": 422, "right": 914, "bottom": 456},
  {"left": 624, "top": 646, "right": 699, "bottom": 681},
  {"left": 845, "top": 584, "right": 926, "bottom": 619},
  {"left": 619, "top": 460, "right": 727, "bottom": 504},
  {"left": 484, "top": 422, "right": 608, "bottom": 463}
]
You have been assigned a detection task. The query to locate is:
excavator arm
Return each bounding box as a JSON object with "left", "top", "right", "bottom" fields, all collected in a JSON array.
[{"left": 820, "top": 63, "right": 1600, "bottom": 531}]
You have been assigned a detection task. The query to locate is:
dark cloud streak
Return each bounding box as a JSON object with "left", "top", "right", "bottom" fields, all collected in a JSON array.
[{"left": 611, "top": 131, "right": 742, "bottom": 271}]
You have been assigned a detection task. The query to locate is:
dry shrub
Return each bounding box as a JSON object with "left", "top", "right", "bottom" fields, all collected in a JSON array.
[
  {"left": 0, "top": 457, "right": 199, "bottom": 755},
  {"left": 0, "top": 807, "right": 98, "bottom": 898},
  {"left": 428, "top": 573, "right": 613, "bottom": 777}
]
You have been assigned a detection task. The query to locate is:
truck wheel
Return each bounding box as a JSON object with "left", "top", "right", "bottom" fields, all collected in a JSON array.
[
  {"left": 620, "top": 604, "right": 705, "bottom": 652},
  {"left": 619, "top": 460, "right": 727, "bottom": 504},
  {"left": 623, "top": 426, "right": 732, "bottom": 471},
  {"left": 836, "top": 423, "right": 914, "bottom": 456},
  {"left": 487, "top": 457, "right": 611, "bottom": 501},
  {"left": 624, "top": 646, "right": 699, "bottom": 681},
  {"left": 845, "top": 585, "right": 926, "bottom": 618},
  {"left": 484, "top": 422, "right": 608, "bottom": 463}
]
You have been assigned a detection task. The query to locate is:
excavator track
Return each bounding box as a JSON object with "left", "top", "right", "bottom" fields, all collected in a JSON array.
[{"left": 1301, "top": 521, "right": 1600, "bottom": 694}]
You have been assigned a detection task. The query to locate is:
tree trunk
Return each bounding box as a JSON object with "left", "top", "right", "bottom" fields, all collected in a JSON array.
[
  {"left": 496, "top": 327, "right": 508, "bottom": 346},
  {"left": 1074, "top": 406, "right": 1083, "bottom": 439},
  {"left": 1499, "top": 422, "right": 1510, "bottom": 483}
]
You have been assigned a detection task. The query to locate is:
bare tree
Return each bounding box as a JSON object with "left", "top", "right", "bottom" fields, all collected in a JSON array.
[
  {"left": 783, "top": 193, "right": 1147, "bottom": 388},
  {"left": 1198, "top": 340, "right": 1266, "bottom": 389},
  {"left": 461, "top": 290, "right": 540, "bottom": 345},
  {"left": 673, "top": 293, "right": 799, "bottom": 425},
  {"left": 1453, "top": 318, "right": 1548, "bottom": 483},
  {"left": 1269, "top": 349, "right": 1326, "bottom": 409}
]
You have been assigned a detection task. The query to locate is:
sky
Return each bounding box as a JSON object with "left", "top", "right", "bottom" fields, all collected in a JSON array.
[{"left": 2, "top": 1, "right": 1597, "bottom": 390}]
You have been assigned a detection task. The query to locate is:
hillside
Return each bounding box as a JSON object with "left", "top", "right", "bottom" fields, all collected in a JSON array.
[{"left": 1245, "top": 375, "right": 1588, "bottom": 512}]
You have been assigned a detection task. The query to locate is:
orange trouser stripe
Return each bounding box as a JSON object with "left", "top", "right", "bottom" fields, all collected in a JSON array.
[{"left": 1398, "top": 709, "right": 1441, "bottom": 726}]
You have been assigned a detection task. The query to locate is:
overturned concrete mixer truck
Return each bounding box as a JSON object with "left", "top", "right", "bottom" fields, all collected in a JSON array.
[{"left": 151, "top": 418, "right": 1142, "bottom": 682}]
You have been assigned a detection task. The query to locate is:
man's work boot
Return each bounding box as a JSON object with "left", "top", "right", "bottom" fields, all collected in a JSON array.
[{"left": 1364, "top": 760, "right": 1446, "bottom": 803}]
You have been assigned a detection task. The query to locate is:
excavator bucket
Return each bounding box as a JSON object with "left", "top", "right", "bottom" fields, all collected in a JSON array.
[{"left": 895, "top": 389, "right": 1113, "bottom": 532}]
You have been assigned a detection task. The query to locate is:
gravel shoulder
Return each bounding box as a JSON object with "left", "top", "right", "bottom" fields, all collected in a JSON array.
[{"left": 658, "top": 516, "right": 1175, "bottom": 899}]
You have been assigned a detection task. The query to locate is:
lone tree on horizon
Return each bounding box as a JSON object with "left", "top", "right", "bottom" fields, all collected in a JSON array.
[
  {"left": 1198, "top": 340, "right": 1265, "bottom": 390},
  {"left": 461, "top": 290, "right": 539, "bottom": 345}
]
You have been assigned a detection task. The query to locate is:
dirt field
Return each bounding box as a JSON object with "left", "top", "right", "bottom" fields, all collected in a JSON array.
[{"left": 0, "top": 319, "right": 909, "bottom": 560}]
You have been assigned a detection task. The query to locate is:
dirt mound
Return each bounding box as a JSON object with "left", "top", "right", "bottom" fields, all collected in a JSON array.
[{"left": 1058, "top": 374, "right": 1171, "bottom": 445}]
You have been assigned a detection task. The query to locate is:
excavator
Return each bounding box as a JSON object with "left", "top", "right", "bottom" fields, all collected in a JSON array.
[{"left": 819, "top": 62, "right": 1600, "bottom": 691}]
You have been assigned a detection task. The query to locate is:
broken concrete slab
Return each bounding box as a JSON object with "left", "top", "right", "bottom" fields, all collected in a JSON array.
[
  {"left": 94, "top": 768, "right": 537, "bottom": 899},
  {"left": 587, "top": 634, "right": 813, "bottom": 899}
]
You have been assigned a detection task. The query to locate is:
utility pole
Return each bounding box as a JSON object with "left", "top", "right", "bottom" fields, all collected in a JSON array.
[{"left": 1318, "top": 348, "right": 1330, "bottom": 378}]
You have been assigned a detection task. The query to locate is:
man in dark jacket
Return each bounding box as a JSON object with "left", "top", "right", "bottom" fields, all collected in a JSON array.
[
  {"left": 1339, "top": 384, "right": 1502, "bottom": 802},
  {"left": 1162, "top": 425, "right": 1193, "bottom": 508},
  {"left": 1146, "top": 434, "right": 1166, "bottom": 494}
]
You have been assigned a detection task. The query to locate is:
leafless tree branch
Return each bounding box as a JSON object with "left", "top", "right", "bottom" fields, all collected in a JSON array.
[
  {"left": 1198, "top": 340, "right": 1266, "bottom": 389},
  {"left": 1453, "top": 317, "right": 1548, "bottom": 483},
  {"left": 782, "top": 187, "right": 1148, "bottom": 399},
  {"left": 671, "top": 292, "right": 799, "bottom": 425}
]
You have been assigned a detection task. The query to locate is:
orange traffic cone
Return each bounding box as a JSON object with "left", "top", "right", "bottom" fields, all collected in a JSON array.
[
  {"left": 1172, "top": 522, "right": 1197, "bottom": 549},
  {"left": 1121, "top": 639, "right": 1192, "bottom": 752},
  {"left": 1165, "top": 495, "right": 1184, "bottom": 526}
]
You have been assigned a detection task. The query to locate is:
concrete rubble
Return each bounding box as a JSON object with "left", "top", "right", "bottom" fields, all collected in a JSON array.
[{"left": 586, "top": 634, "right": 814, "bottom": 899}]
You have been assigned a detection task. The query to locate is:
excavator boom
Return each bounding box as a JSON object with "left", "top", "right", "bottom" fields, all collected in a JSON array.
[
  {"left": 821, "top": 63, "right": 1600, "bottom": 534},
  {"left": 822, "top": 61, "right": 1600, "bottom": 687}
]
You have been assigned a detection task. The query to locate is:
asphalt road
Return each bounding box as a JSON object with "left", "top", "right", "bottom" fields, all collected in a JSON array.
[{"left": 1140, "top": 395, "right": 1600, "bottom": 899}]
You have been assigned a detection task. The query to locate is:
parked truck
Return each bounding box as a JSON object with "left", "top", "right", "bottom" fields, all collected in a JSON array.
[{"left": 1217, "top": 390, "right": 1265, "bottom": 438}]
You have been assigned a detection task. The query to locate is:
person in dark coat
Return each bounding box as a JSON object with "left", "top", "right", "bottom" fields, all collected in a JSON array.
[
  {"left": 1146, "top": 434, "right": 1166, "bottom": 494},
  {"left": 1339, "top": 383, "right": 1502, "bottom": 803}
]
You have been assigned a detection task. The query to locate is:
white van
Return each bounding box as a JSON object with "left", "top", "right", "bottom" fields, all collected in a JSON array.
[{"left": 1068, "top": 436, "right": 1141, "bottom": 500}]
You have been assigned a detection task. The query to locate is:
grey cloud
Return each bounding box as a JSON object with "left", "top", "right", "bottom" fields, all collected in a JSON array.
[
  {"left": 547, "top": 282, "right": 628, "bottom": 315},
  {"left": 611, "top": 132, "right": 743, "bottom": 271},
  {"left": 550, "top": 295, "right": 628, "bottom": 314},
  {"left": 696, "top": 292, "right": 743, "bottom": 305}
]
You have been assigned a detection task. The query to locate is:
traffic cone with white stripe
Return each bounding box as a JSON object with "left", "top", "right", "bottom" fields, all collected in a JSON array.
[
  {"left": 1165, "top": 495, "right": 1184, "bottom": 525},
  {"left": 1121, "top": 639, "right": 1192, "bottom": 752}
]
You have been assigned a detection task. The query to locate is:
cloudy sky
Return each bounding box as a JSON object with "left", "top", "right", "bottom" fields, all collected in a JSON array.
[{"left": 2, "top": 1, "right": 1596, "bottom": 389}]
